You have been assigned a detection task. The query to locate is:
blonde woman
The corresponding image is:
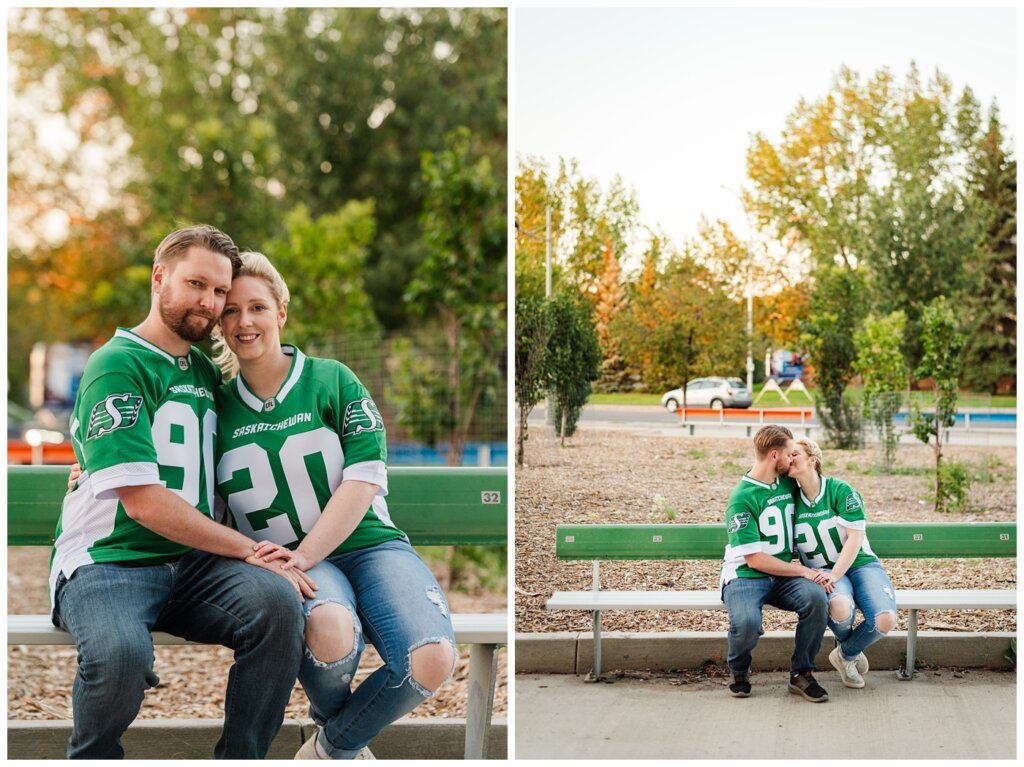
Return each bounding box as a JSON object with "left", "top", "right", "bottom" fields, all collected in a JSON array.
[
  {"left": 211, "top": 252, "right": 456, "bottom": 759},
  {"left": 788, "top": 438, "right": 898, "bottom": 689}
]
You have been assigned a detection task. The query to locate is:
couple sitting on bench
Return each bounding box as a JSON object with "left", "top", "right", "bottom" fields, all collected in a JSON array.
[
  {"left": 722, "top": 424, "right": 897, "bottom": 702},
  {"left": 51, "top": 225, "right": 454, "bottom": 759}
]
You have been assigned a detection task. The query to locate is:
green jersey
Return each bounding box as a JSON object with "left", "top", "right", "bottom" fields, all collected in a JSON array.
[
  {"left": 793, "top": 476, "right": 877, "bottom": 570},
  {"left": 721, "top": 474, "right": 798, "bottom": 585},
  {"left": 49, "top": 328, "right": 221, "bottom": 605},
  {"left": 215, "top": 346, "right": 404, "bottom": 555}
]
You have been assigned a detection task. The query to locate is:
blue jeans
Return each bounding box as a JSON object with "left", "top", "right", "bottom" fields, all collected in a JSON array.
[
  {"left": 722, "top": 575, "right": 828, "bottom": 675},
  {"left": 52, "top": 549, "right": 305, "bottom": 759},
  {"left": 299, "top": 539, "right": 456, "bottom": 759},
  {"left": 827, "top": 560, "right": 897, "bottom": 660}
]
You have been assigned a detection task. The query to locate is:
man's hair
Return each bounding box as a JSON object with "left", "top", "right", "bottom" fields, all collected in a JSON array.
[
  {"left": 154, "top": 224, "right": 242, "bottom": 276},
  {"left": 753, "top": 424, "right": 794, "bottom": 457}
]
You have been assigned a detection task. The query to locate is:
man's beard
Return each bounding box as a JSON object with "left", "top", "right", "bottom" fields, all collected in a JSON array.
[
  {"left": 776, "top": 459, "right": 791, "bottom": 476},
  {"left": 160, "top": 297, "right": 216, "bottom": 343}
]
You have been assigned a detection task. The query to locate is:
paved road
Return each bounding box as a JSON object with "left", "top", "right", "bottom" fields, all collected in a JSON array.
[
  {"left": 527, "top": 405, "right": 1015, "bottom": 446},
  {"left": 514, "top": 670, "right": 1016, "bottom": 759}
]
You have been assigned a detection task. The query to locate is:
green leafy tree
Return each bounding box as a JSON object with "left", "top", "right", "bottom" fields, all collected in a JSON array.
[
  {"left": 8, "top": 9, "right": 507, "bottom": 401},
  {"left": 545, "top": 291, "right": 600, "bottom": 445},
  {"left": 959, "top": 108, "right": 1016, "bottom": 393},
  {"left": 853, "top": 312, "right": 909, "bottom": 470},
  {"left": 398, "top": 128, "right": 506, "bottom": 465},
  {"left": 514, "top": 294, "right": 550, "bottom": 466},
  {"left": 800, "top": 266, "right": 869, "bottom": 448},
  {"left": 266, "top": 201, "right": 381, "bottom": 353},
  {"left": 909, "top": 297, "right": 966, "bottom": 512}
]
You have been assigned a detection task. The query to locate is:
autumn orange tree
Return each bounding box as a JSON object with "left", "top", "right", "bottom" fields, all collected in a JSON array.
[{"left": 613, "top": 253, "right": 745, "bottom": 393}]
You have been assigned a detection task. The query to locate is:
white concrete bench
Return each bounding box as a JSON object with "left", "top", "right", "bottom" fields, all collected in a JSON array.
[
  {"left": 548, "top": 522, "right": 1017, "bottom": 681},
  {"left": 9, "top": 612, "right": 507, "bottom": 758}
]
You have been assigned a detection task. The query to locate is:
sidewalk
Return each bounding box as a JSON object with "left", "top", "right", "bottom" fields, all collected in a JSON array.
[{"left": 514, "top": 669, "right": 1015, "bottom": 759}]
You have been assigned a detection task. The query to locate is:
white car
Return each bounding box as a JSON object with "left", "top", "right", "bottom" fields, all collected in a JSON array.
[{"left": 661, "top": 377, "right": 753, "bottom": 411}]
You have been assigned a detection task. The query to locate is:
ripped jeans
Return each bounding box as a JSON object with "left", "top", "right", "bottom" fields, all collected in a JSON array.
[
  {"left": 826, "top": 560, "right": 897, "bottom": 661},
  {"left": 299, "top": 538, "right": 456, "bottom": 759}
]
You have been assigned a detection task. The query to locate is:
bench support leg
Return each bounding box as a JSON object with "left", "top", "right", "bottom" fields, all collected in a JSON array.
[
  {"left": 584, "top": 610, "right": 608, "bottom": 683},
  {"left": 465, "top": 642, "right": 498, "bottom": 759},
  {"left": 898, "top": 609, "right": 918, "bottom": 681}
]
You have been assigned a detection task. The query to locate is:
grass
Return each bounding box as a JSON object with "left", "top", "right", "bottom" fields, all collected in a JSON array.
[{"left": 589, "top": 386, "right": 1015, "bottom": 409}]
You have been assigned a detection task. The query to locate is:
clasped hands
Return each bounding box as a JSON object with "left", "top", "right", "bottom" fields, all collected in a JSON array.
[{"left": 804, "top": 567, "right": 835, "bottom": 594}]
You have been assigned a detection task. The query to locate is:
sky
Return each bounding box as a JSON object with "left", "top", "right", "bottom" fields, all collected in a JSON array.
[{"left": 515, "top": 7, "right": 1018, "bottom": 264}]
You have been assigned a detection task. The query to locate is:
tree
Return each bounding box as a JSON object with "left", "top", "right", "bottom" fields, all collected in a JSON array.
[
  {"left": 799, "top": 266, "right": 869, "bottom": 448},
  {"left": 614, "top": 254, "right": 746, "bottom": 392},
  {"left": 7, "top": 8, "right": 508, "bottom": 369},
  {"left": 909, "top": 297, "right": 966, "bottom": 512},
  {"left": 398, "top": 127, "right": 506, "bottom": 465},
  {"left": 266, "top": 201, "right": 381, "bottom": 352},
  {"left": 746, "top": 63, "right": 1003, "bottom": 372},
  {"left": 514, "top": 294, "right": 550, "bottom": 466},
  {"left": 853, "top": 312, "right": 909, "bottom": 470},
  {"left": 959, "top": 109, "right": 1016, "bottom": 393},
  {"left": 592, "top": 238, "right": 630, "bottom": 392},
  {"left": 545, "top": 292, "right": 600, "bottom": 445}
]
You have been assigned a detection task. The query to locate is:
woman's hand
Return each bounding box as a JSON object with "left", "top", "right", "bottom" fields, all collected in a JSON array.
[
  {"left": 252, "top": 540, "right": 316, "bottom": 572},
  {"left": 67, "top": 462, "right": 83, "bottom": 494},
  {"left": 803, "top": 567, "right": 835, "bottom": 593},
  {"left": 244, "top": 551, "right": 318, "bottom": 601}
]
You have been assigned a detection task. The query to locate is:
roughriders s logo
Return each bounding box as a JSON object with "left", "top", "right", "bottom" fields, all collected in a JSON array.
[
  {"left": 342, "top": 398, "right": 384, "bottom": 436},
  {"left": 728, "top": 512, "right": 752, "bottom": 534},
  {"left": 87, "top": 394, "right": 144, "bottom": 440},
  {"left": 846, "top": 492, "right": 864, "bottom": 512}
]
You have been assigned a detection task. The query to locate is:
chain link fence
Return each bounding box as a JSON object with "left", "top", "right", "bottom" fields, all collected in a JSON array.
[{"left": 308, "top": 331, "right": 507, "bottom": 466}]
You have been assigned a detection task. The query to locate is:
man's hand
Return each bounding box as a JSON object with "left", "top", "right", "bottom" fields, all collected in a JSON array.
[{"left": 244, "top": 554, "right": 318, "bottom": 601}]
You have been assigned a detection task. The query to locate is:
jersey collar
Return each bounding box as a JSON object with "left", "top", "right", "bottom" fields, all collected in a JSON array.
[
  {"left": 235, "top": 345, "right": 306, "bottom": 414},
  {"left": 741, "top": 473, "right": 779, "bottom": 491},
  {"left": 799, "top": 476, "right": 828, "bottom": 506},
  {"left": 115, "top": 327, "right": 193, "bottom": 370}
]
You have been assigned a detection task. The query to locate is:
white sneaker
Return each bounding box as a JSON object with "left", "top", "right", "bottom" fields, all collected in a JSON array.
[
  {"left": 829, "top": 646, "right": 865, "bottom": 688},
  {"left": 294, "top": 732, "right": 327, "bottom": 760},
  {"left": 355, "top": 748, "right": 376, "bottom": 760},
  {"left": 855, "top": 652, "right": 869, "bottom": 675}
]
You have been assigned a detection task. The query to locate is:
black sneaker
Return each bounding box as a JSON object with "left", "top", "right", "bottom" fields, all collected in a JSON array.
[
  {"left": 728, "top": 672, "right": 751, "bottom": 697},
  {"left": 788, "top": 670, "right": 828, "bottom": 702}
]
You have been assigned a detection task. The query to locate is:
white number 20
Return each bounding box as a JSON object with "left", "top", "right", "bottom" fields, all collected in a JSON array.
[{"left": 217, "top": 427, "right": 343, "bottom": 546}]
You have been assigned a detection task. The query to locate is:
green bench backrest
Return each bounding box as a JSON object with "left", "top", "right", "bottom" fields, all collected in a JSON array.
[
  {"left": 8, "top": 465, "right": 507, "bottom": 547},
  {"left": 555, "top": 522, "right": 1016, "bottom": 560}
]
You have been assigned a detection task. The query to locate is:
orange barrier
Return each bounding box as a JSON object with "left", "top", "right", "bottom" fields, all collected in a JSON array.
[
  {"left": 676, "top": 408, "right": 814, "bottom": 422},
  {"left": 7, "top": 442, "right": 77, "bottom": 465}
]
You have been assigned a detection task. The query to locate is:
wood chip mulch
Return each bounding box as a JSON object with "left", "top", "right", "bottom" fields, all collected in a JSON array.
[
  {"left": 515, "top": 426, "right": 1016, "bottom": 636},
  {"left": 7, "top": 548, "right": 506, "bottom": 721}
]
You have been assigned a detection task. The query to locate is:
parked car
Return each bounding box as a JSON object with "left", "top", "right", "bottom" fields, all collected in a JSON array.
[{"left": 661, "top": 377, "right": 753, "bottom": 411}]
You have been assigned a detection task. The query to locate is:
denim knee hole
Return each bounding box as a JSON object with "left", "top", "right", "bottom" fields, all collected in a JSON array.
[
  {"left": 406, "top": 638, "right": 456, "bottom": 698},
  {"left": 829, "top": 596, "right": 853, "bottom": 623},
  {"left": 874, "top": 610, "right": 897, "bottom": 634},
  {"left": 304, "top": 601, "right": 360, "bottom": 674}
]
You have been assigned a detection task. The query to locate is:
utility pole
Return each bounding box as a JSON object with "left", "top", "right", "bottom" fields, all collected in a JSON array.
[{"left": 721, "top": 185, "right": 756, "bottom": 394}]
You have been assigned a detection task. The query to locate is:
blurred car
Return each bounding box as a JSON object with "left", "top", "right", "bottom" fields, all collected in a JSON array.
[{"left": 661, "top": 377, "right": 753, "bottom": 411}]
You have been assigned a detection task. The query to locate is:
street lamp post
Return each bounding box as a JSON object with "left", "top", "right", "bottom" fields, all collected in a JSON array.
[
  {"left": 721, "top": 185, "right": 756, "bottom": 395},
  {"left": 515, "top": 207, "right": 552, "bottom": 298}
]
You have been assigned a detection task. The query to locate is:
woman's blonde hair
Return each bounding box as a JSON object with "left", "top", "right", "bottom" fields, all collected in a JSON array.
[
  {"left": 212, "top": 251, "right": 290, "bottom": 381},
  {"left": 794, "top": 437, "right": 824, "bottom": 475}
]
